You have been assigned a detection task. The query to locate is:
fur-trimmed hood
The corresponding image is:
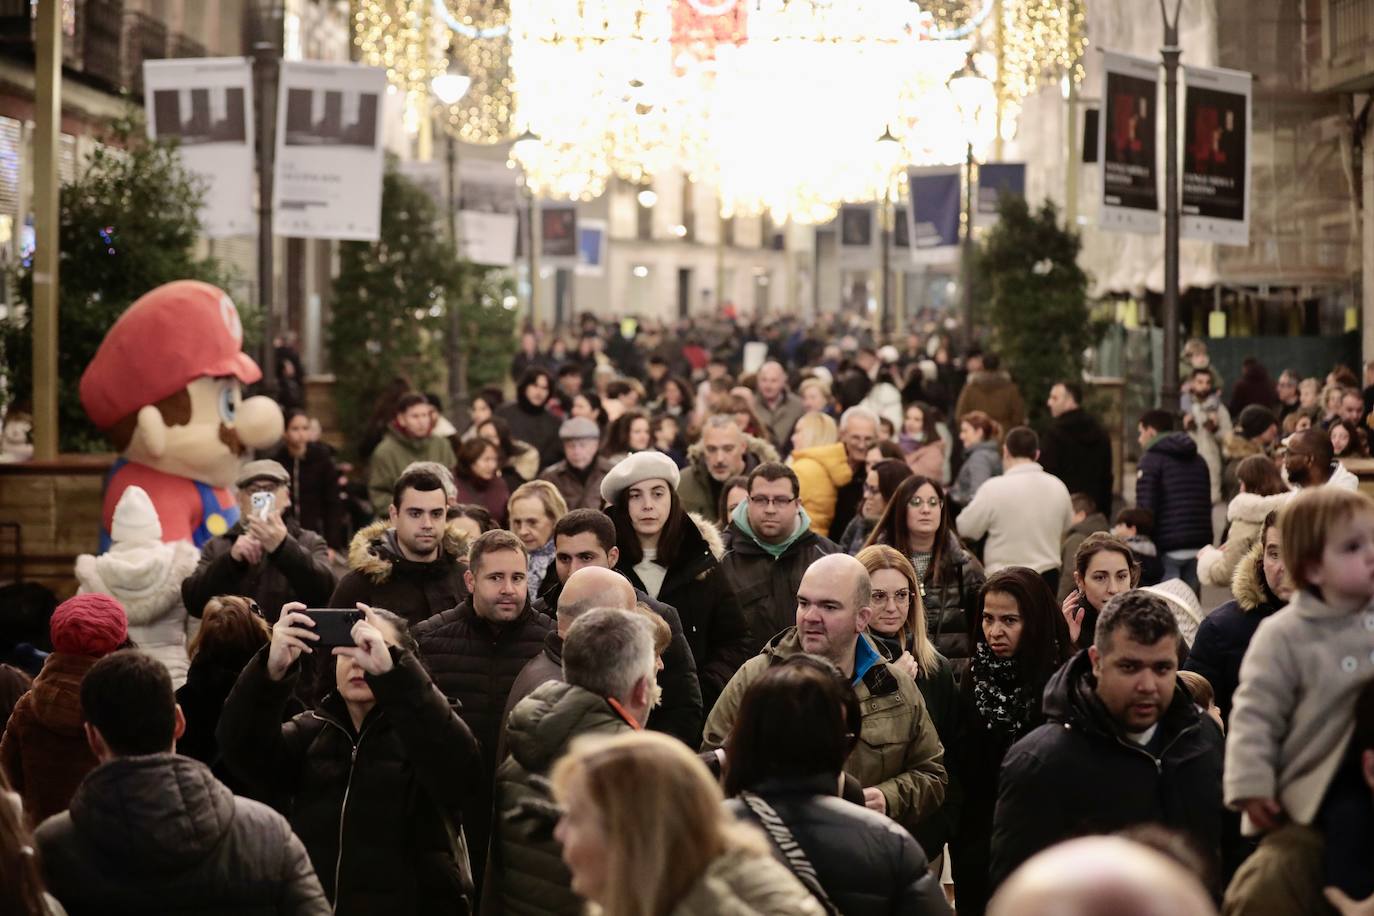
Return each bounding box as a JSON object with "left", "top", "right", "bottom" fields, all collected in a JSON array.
[
  {"left": 688, "top": 511, "right": 726, "bottom": 560},
  {"left": 684, "top": 433, "right": 780, "bottom": 469},
  {"left": 74, "top": 540, "right": 199, "bottom": 627},
  {"left": 1222, "top": 432, "right": 1266, "bottom": 462},
  {"left": 346, "top": 517, "right": 470, "bottom": 584},
  {"left": 1231, "top": 536, "right": 1280, "bottom": 613},
  {"left": 1227, "top": 490, "right": 1291, "bottom": 526}
]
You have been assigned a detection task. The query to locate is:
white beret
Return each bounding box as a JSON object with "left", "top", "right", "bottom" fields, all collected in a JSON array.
[{"left": 599, "top": 450, "right": 681, "bottom": 504}]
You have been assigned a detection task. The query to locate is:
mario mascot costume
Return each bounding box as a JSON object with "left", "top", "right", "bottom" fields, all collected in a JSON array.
[{"left": 79, "top": 280, "right": 284, "bottom": 550}]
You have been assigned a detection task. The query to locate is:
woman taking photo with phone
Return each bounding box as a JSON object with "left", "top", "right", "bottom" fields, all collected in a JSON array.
[{"left": 218, "top": 601, "right": 482, "bottom": 915}]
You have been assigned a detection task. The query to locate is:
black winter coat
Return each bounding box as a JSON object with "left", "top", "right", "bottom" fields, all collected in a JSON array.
[
  {"left": 413, "top": 599, "right": 553, "bottom": 890},
  {"left": 616, "top": 514, "right": 752, "bottom": 711},
  {"left": 217, "top": 647, "right": 482, "bottom": 916},
  {"left": 534, "top": 578, "right": 704, "bottom": 747},
  {"left": 36, "top": 754, "right": 329, "bottom": 915},
  {"left": 948, "top": 649, "right": 1058, "bottom": 916},
  {"left": 909, "top": 532, "right": 986, "bottom": 683},
  {"left": 330, "top": 520, "right": 471, "bottom": 627},
  {"left": 1184, "top": 539, "right": 1286, "bottom": 723},
  {"left": 1136, "top": 433, "right": 1214, "bottom": 552},
  {"left": 267, "top": 442, "right": 347, "bottom": 550},
  {"left": 1039, "top": 408, "right": 1114, "bottom": 518},
  {"left": 726, "top": 776, "right": 951, "bottom": 916},
  {"left": 182, "top": 519, "right": 336, "bottom": 622},
  {"left": 989, "top": 651, "right": 1225, "bottom": 891},
  {"left": 720, "top": 524, "right": 839, "bottom": 655},
  {"left": 495, "top": 401, "right": 562, "bottom": 471},
  {"left": 176, "top": 653, "right": 305, "bottom": 795}
]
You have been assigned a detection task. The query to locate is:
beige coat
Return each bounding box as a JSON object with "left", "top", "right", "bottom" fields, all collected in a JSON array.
[
  {"left": 1225, "top": 588, "right": 1374, "bottom": 831},
  {"left": 670, "top": 844, "right": 825, "bottom": 916},
  {"left": 1197, "top": 491, "right": 1291, "bottom": 589}
]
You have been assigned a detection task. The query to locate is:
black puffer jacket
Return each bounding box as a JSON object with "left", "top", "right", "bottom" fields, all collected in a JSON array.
[
  {"left": 36, "top": 753, "right": 329, "bottom": 915},
  {"left": 1184, "top": 538, "right": 1287, "bottom": 722},
  {"left": 486, "top": 681, "right": 638, "bottom": 916},
  {"left": 914, "top": 532, "right": 986, "bottom": 682},
  {"left": 266, "top": 441, "right": 347, "bottom": 550},
  {"left": 726, "top": 776, "right": 951, "bottom": 916},
  {"left": 616, "top": 514, "right": 752, "bottom": 711},
  {"left": 989, "top": 651, "right": 1225, "bottom": 891},
  {"left": 330, "top": 520, "right": 471, "bottom": 627},
  {"left": 413, "top": 599, "right": 553, "bottom": 890},
  {"left": 1136, "top": 432, "right": 1214, "bottom": 552},
  {"left": 217, "top": 647, "right": 481, "bottom": 915},
  {"left": 721, "top": 521, "right": 839, "bottom": 655},
  {"left": 533, "top": 579, "right": 704, "bottom": 747}
]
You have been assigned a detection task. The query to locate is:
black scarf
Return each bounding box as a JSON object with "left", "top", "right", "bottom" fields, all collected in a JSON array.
[{"left": 971, "top": 642, "right": 1038, "bottom": 742}]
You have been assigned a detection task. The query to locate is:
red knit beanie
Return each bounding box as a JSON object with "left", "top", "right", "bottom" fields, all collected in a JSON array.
[{"left": 50, "top": 594, "right": 128, "bottom": 657}]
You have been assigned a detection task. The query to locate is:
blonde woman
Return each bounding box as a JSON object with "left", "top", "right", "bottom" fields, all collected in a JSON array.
[
  {"left": 788, "top": 411, "right": 853, "bottom": 538},
  {"left": 856, "top": 544, "right": 960, "bottom": 864},
  {"left": 551, "top": 731, "right": 824, "bottom": 916},
  {"left": 507, "top": 479, "right": 569, "bottom": 596}
]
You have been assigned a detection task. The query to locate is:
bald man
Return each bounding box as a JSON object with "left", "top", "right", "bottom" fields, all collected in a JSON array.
[
  {"left": 501, "top": 566, "right": 636, "bottom": 729},
  {"left": 989, "top": 836, "right": 1216, "bottom": 916},
  {"left": 702, "top": 553, "right": 947, "bottom": 835}
]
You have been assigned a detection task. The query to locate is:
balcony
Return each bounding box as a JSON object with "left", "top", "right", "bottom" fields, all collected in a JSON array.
[
  {"left": 1312, "top": 0, "right": 1374, "bottom": 92},
  {"left": 82, "top": 0, "right": 123, "bottom": 91},
  {"left": 121, "top": 10, "right": 166, "bottom": 96}
]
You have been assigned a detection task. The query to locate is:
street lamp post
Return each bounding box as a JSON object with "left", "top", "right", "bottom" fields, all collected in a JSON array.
[
  {"left": 1160, "top": 0, "right": 1184, "bottom": 409},
  {"left": 947, "top": 56, "right": 994, "bottom": 352},
  {"left": 431, "top": 67, "right": 471, "bottom": 430},
  {"left": 876, "top": 126, "right": 902, "bottom": 337},
  {"left": 512, "top": 129, "right": 542, "bottom": 325}
]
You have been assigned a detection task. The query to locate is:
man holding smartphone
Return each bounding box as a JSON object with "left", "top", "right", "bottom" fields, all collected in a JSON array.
[{"left": 182, "top": 460, "right": 336, "bottom": 623}]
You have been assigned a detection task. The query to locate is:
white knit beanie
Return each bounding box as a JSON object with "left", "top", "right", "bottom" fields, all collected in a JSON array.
[{"left": 110, "top": 486, "right": 163, "bottom": 545}]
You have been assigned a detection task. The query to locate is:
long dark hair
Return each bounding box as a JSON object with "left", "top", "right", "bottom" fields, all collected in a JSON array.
[
  {"left": 864, "top": 474, "right": 952, "bottom": 577},
  {"left": 722, "top": 655, "right": 861, "bottom": 797},
  {"left": 454, "top": 437, "right": 498, "bottom": 483},
  {"left": 476, "top": 415, "right": 533, "bottom": 466},
  {"left": 608, "top": 482, "right": 690, "bottom": 569},
  {"left": 978, "top": 567, "right": 1073, "bottom": 690},
  {"left": 601, "top": 409, "right": 650, "bottom": 459},
  {"left": 871, "top": 459, "right": 913, "bottom": 507},
  {"left": 660, "top": 376, "right": 695, "bottom": 413},
  {"left": 0, "top": 766, "right": 49, "bottom": 916}
]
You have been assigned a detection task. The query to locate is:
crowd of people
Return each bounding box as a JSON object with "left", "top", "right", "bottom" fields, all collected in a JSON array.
[{"left": 4, "top": 312, "right": 1374, "bottom": 915}]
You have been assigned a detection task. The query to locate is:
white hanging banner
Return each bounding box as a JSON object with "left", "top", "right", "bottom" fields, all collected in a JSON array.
[
  {"left": 1098, "top": 50, "right": 1160, "bottom": 235},
  {"left": 837, "top": 204, "right": 877, "bottom": 270},
  {"left": 1181, "top": 65, "right": 1252, "bottom": 246},
  {"left": 273, "top": 60, "right": 386, "bottom": 241},
  {"left": 144, "top": 58, "right": 255, "bottom": 238},
  {"left": 457, "top": 158, "right": 520, "bottom": 267}
]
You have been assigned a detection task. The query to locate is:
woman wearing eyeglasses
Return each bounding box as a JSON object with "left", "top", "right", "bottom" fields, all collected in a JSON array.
[
  {"left": 865, "top": 475, "right": 986, "bottom": 682},
  {"left": 856, "top": 545, "right": 961, "bottom": 866}
]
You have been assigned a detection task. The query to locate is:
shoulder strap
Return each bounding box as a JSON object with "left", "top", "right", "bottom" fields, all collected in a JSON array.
[{"left": 738, "top": 792, "right": 840, "bottom": 916}]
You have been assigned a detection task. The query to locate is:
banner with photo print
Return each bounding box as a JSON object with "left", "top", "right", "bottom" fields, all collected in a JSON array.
[
  {"left": 837, "top": 204, "right": 877, "bottom": 270},
  {"left": 1181, "top": 65, "right": 1251, "bottom": 246},
  {"left": 976, "top": 162, "right": 1025, "bottom": 227},
  {"left": 1098, "top": 50, "right": 1160, "bottom": 235},
  {"left": 144, "top": 58, "right": 254, "bottom": 238},
  {"left": 273, "top": 61, "right": 386, "bottom": 240}
]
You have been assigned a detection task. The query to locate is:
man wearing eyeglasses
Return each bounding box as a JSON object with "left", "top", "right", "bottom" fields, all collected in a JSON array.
[{"left": 721, "top": 462, "right": 838, "bottom": 654}]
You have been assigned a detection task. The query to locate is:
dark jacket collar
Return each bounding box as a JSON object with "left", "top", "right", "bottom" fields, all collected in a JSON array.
[{"left": 1042, "top": 650, "right": 1203, "bottom": 752}]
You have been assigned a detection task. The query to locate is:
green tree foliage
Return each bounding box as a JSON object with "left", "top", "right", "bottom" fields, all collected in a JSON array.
[
  {"left": 976, "top": 195, "right": 1097, "bottom": 429},
  {"left": 329, "top": 165, "right": 514, "bottom": 457},
  {"left": 0, "top": 112, "right": 236, "bottom": 452}
]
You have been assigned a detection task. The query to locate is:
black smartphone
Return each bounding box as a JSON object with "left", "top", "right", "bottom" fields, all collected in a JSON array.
[{"left": 300, "top": 609, "right": 363, "bottom": 648}]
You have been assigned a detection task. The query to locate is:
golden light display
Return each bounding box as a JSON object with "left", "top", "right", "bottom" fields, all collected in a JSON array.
[{"left": 354, "top": 0, "right": 1085, "bottom": 221}]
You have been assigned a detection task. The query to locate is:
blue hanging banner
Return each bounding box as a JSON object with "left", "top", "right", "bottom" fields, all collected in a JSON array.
[
  {"left": 976, "top": 162, "right": 1026, "bottom": 224},
  {"left": 906, "top": 166, "right": 962, "bottom": 264}
]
